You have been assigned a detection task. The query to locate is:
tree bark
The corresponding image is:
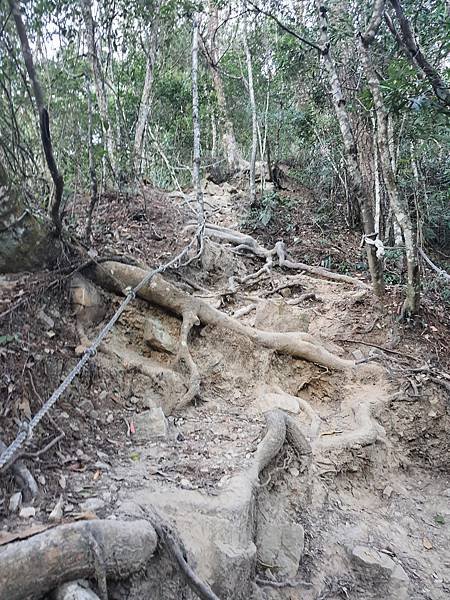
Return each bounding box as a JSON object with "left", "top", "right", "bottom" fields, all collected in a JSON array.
[
  {"left": 315, "top": 1, "right": 384, "bottom": 297},
  {"left": 81, "top": 0, "right": 117, "bottom": 177},
  {"left": 0, "top": 519, "right": 158, "bottom": 600},
  {"left": 133, "top": 9, "right": 160, "bottom": 175},
  {"left": 205, "top": 2, "right": 242, "bottom": 171},
  {"left": 192, "top": 12, "right": 204, "bottom": 246},
  {"left": 359, "top": 10, "right": 420, "bottom": 315},
  {"left": 388, "top": 0, "right": 450, "bottom": 106},
  {"left": 243, "top": 19, "right": 258, "bottom": 203},
  {"left": 9, "top": 0, "right": 64, "bottom": 235}
]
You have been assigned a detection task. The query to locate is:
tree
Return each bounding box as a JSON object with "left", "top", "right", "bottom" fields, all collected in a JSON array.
[{"left": 315, "top": 1, "right": 385, "bottom": 297}]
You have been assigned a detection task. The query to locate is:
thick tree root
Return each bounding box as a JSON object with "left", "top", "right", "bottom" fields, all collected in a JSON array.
[
  {"left": 174, "top": 309, "right": 202, "bottom": 408},
  {"left": 0, "top": 519, "right": 158, "bottom": 600},
  {"left": 89, "top": 262, "right": 355, "bottom": 375},
  {"left": 186, "top": 222, "right": 369, "bottom": 287}
]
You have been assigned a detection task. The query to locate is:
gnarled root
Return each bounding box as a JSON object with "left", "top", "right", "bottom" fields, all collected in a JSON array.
[
  {"left": 0, "top": 440, "right": 38, "bottom": 503},
  {"left": 173, "top": 309, "right": 202, "bottom": 409},
  {"left": 247, "top": 409, "right": 312, "bottom": 484},
  {"left": 186, "top": 222, "right": 369, "bottom": 287},
  {"left": 89, "top": 261, "right": 355, "bottom": 371}
]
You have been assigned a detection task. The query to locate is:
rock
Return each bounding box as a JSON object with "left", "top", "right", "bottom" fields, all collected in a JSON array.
[
  {"left": 9, "top": 491, "right": 22, "bottom": 513},
  {"left": 256, "top": 519, "right": 304, "bottom": 578},
  {"left": 351, "top": 544, "right": 409, "bottom": 598},
  {"left": 37, "top": 309, "right": 54, "bottom": 330},
  {"left": 79, "top": 399, "right": 95, "bottom": 412},
  {"left": 49, "top": 496, "right": 64, "bottom": 521},
  {"left": 79, "top": 498, "right": 105, "bottom": 513},
  {"left": 143, "top": 317, "right": 177, "bottom": 354},
  {"left": 352, "top": 349, "right": 365, "bottom": 362},
  {"left": 255, "top": 391, "right": 299, "bottom": 414},
  {"left": 132, "top": 407, "right": 168, "bottom": 442},
  {"left": 54, "top": 580, "right": 100, "bottom": 600},
  {"left": 70, "top": 274, "right": 106, "bottom": 326},
  {"left": 19, "top": 506, "right": 36, "bottom": 519},
  {"left": 254, "top": 300, "right": 310, "bottom": 333}
]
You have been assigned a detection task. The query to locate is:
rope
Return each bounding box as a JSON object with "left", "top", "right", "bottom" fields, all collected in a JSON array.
[{"left": 0, "top": 221, "right": 205, "bottom": 472}]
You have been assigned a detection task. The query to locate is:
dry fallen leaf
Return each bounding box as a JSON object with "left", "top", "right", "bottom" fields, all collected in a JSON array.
[{"left": 422, "top": 537, "right": 433, "bottom": 550}]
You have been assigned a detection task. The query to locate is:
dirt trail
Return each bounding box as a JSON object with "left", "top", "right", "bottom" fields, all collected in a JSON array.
[{"left": 1, "top": 181, "right": 449, "bottom": 599}]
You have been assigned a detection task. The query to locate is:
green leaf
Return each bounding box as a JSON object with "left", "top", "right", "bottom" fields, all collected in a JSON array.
[{"left": 0, "top": 334, "right": 17, "bottom": 346}]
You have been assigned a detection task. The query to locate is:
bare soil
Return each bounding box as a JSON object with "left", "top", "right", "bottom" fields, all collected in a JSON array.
[{"left": 0, "top": 181, "right": 449, "bottom": 599}]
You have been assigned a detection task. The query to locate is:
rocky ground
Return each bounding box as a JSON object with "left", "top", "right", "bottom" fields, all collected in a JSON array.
[{"left": 0, "top": 178, "right": 449, "bottom": 599}]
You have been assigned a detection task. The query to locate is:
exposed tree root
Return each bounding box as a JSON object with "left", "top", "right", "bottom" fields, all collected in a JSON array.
[
  {"left": 314, "top": 398, "right": 386, "bottom": 451},
  {"left": 0, "top": 440, "right": 38, "bottom": 503},
  {"left": 143, "top": 507, "right": 221, "bottom": 600},
  {"left": 186, "top": 222, "right": 369, "bottom": 287},
  {"left": 173, "top": 309, "right": 202, "bottom": 408},
  {"left": 0, "top": 519, "right": 158, "bottom": 600},
  {"left": 89, "top": 262, "right": 355, "bottom": 378}
]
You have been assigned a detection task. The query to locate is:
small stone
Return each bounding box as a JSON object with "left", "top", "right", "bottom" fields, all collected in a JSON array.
[
  {"left": 79, "top": 498, "right": 105, "bottom": 513},
  {"left": 64, "top": 503, "right": 74, "bottom": 513},
  {"left": 289, "top": 468, "right": 300, "bottom": 477},
  {"left": 19, "top": 506, "right": 36, "bottom": 519},
  {"left": 280, "top": 287, "right": 292, "bottom": 298},
  {"left": 59, "top": 475, "right": 67, "bottom": 489},
  {"left": 37, "top": 309, "right": 55, "bottom": 330},
  {"left": 49, "top": 496, "right": 64, "bottom": 522},
  {"left": 133, "top": 407, "right": 168, "bottom": 443},
  {"left": 9, "top": 492, "right": 22, "bottom": 513},
  {"left": 79, "top": 399, "right": 95, "bottom": 412},
  {"left": 143, "top": 317, "right": 177, "bottom": 354},
  {"left": 352, "top": 349, "right": 365, "bottom": 362},
  {"left": 383, "top": 485, "right": 393, "bottom": 499},
  {"left": 99, "top": 390, "right": 108, "bottom": 402},
  {"left": 94, "top": 461, "right": 110, "bottom": 471},
  {"left": 106, "top": 413, "right": 114, "bottom": 424},
  {"left": 443, "top": 488, "right": 450, "bottom": 498}
]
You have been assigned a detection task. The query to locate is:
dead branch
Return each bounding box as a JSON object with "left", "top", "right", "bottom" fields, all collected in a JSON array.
[
  {"left": 336, "top": 338, "right": 418, "bottom": 361},
  {"left": 0, "top": 519, "right": 157, "bottom": 600}
]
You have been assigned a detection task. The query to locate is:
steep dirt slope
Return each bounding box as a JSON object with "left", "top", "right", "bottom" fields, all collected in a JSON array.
[{"left": 0, "top": 182, "right": 449, "bottom": 600}]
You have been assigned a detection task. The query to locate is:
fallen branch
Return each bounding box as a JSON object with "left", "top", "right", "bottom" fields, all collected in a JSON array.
[
  {"left": 419, "top": 248, "right": 450, "bottom": 282},
  {"left": 336, "top": 338, "right": 418, "bottom": 361}
]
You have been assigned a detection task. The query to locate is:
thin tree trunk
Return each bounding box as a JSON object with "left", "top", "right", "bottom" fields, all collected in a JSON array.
[
  {"left": 360, "top": 5, "right": 420, "bottom": 316},
  {"left": 81, "top": 0, "right": 117, "bottom": 177},
  {"left": 192, "top": 13, "right": 204, "bottom": 247},
  {"left": 9, "top": 0, "right": 64, "bottom": 235},
  {"left": 315, "top": 1, "right": 384, "bottom": 296},
  {"left": 205, "top": 2, "right": 241, "bottom": 171},
  {"left": 243, "top": 20, "right": 257, "bottom": 204},
  {"left": 85, "top": 77, "right": 98, "bottom": 242},
  {"left": 133, "top": 10, "right": 159, "bottom": 176},
  {"left": 388, "top": 0, "right": 450, "bottom": 106}
]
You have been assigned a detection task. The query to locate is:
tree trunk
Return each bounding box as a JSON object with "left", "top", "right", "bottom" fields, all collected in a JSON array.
[
  {"left": 133, "top": 10, "right": 159, "bottom": 176},
  {"left": 388, "top": 0, "right": 450, "bottom": 106},
  {"left": 243, "top": 20, "right": 258, "bottom": 203},
  {"left": 85, "top": 76, "right": 98, "bottom": 242},
  {"left": 9, "top": 0, "right": 64, "bottom": 235},
  {"left": 0, "top": 519, "right": 157, "bottom": 600},
  {"left": 0, "top": 161, "right": 60, "bottom": 273},
  {"left": 359, "top": 6, "right": 420, "bottom": 316},
  {"left": 81, "top": 0, "right": 117, "bottom": 177},
  {"left": 192, "top": 12, "right": 204, "bottom": 239},
  {"left": 206, "top": 2, "right": 241, "bottom": 171},
  {"left": 315, "top": 1, "right": 384, "bottom": 297}
]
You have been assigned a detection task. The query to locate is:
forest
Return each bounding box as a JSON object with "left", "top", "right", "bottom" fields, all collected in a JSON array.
[{"left": 0, "top": 1, "right": 449, "bottom": 599}]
